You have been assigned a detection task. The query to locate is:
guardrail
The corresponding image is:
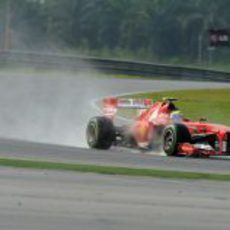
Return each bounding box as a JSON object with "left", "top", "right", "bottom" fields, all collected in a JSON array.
[{"left": 0, "top": 50, "right": 230, "bottom": 82}]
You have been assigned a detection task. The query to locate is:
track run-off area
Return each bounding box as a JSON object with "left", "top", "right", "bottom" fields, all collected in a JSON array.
[{"left": 0, "top": 70, "right": 230, "bottom": 230}]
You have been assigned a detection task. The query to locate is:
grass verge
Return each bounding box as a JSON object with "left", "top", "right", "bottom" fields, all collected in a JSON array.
[
  {"left": 0, "top": 158, "right": 230, "bottom": 181},
  {"left": 121, "top": 88, "right": 230, "bottom": 126}
]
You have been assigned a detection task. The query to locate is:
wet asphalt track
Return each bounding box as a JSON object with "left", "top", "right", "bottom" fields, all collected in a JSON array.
[
  {"left": 1, "top": 71, "right": 230, "bottom": 230},
  {"left": 1, "top": 138, "right": 230, "bottom": 174},
  {"left": 1, "top": 167, "right": 230, "bottom": 230}
]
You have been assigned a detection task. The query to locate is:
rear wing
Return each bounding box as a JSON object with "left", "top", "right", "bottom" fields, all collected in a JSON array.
[{"left": 103, "top": 97, "right": 153, "bottom": 118}]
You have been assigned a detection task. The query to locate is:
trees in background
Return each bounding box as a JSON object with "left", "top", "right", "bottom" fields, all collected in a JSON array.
[{"left": 0, "top": 0, "right": 229, "bottom": 63}]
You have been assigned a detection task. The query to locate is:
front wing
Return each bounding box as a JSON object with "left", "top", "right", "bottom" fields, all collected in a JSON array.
[{"left": 178, "top": 143, "right": 230, "bottom": 157}]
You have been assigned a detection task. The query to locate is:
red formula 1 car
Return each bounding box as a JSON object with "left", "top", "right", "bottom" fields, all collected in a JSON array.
[{"left": 86, "top": 97, "right": 230, "bottom": 157}]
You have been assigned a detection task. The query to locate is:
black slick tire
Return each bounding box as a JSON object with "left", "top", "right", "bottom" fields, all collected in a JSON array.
[
  {"left": 163, "top": 124, "right": 191, "bottom": 156},
  {"left": 86, "top": 116, "right": 115, "bottom": 150}
]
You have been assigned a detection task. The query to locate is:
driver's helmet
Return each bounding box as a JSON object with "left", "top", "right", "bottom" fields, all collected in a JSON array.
[
  {"left": 170, "top": 110, "right": 183, "bottom": 123},
  {"left": 168, "top": 102, "right": 177, "bottom": 111}
]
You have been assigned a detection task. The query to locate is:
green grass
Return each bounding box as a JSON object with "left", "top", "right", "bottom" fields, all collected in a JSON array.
[
  {"left": 0, "top": 158, "right": 230, "bottom": 181},
  {"left": 122, "top": 88, "right": 230, "bottom": 126},
  {"left": 95, "top": 73, "right": 164, "bottom": 80},
  {"left": 108, "top": 74, "right": 179, "bottom": 80}
]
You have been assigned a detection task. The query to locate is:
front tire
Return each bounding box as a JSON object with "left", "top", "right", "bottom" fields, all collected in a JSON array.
[
  {"left": 86, "top": 116, "right": 115, "bottom": 150},
  {"left": 163, "top": 124, "right": 191, "bottom": 156}
]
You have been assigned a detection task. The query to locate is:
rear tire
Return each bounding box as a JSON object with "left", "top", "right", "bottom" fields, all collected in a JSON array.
[
  {"left": 163, "top": 124, "right": 191, "bottom": 156},
  {"left": 86, "top": 116, "right": 115, "bottom": 150}
]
